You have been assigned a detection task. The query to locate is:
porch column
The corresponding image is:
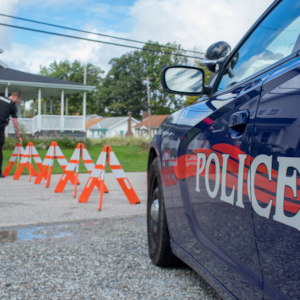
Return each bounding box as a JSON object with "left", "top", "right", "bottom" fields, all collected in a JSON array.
[
  {"left": 44, "top": 98, "right": 46, "bottom": 115},
  {"left": 4, "top": 85, "right": 9, "bottom": 137},
  {"left": 61, "top": 90, "right": 64, "bottom": 132},
  {"left": 83, "top": 91, "right": 86, "bottom": 132},
  {"left": 50, "top": 97, "right": 53, "bottom": 114},
  {"left": 66, "top": 97, "right": 68, "bottom": 116},
  {"left": 5, "top": 86, "right": 8, "bottom": 97},
  {"left": 38, "top": 89, "right": 42, "bottom": 131},
  {"left": 23, "top": 100, "right": 26, "bottom": 118},
  {"left": 33, "top": 100, "right": 36, "bottom": 117}
]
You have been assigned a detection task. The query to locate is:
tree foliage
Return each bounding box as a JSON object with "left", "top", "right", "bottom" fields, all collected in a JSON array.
[
  {"left": 40, "top": 60, "right": 104, "bottom": 115},
  {"left": 97, "top": 41, "right": 188, "bottom": 118}
]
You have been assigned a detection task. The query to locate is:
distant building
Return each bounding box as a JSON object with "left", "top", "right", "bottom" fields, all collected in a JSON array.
[
  {"left": 134, "top": 112, "right": 169, "bottom": 137},
  {"left": 86, "top": 112, "right": 139, "bottom": 139}
]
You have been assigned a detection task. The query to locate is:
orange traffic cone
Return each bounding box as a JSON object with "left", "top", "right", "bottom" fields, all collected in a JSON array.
[
  {"left": 78, "top": 145, "right": 107, "bottom": 209},
  {"left": 3, "top": 143, "right": 24, "bottom": 176},
  {"left": 13, "top": 142, "right": 41, "bottom": 180},
  {"left": 54, "top": 143, "right": 108, "bottom": 196},
  {"left": 80, "top": 145, "right": 108, "bottom": 194},
  {"left": 35, "top": 141, "right": 78, "bottom": 188},
  {"left": 107, "top": 146, "right": 140, "bottom": 205},
  {"left": 79, "top": 145, "right": 140, "bottom": 210}
]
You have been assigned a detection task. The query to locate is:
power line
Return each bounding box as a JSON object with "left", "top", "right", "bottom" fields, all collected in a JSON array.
[
  {"left": 0, "top": 13, "right": 205, "bottom": 56},
  {"left": 0, "top": 23, "right": 203, "bottom": 59}
]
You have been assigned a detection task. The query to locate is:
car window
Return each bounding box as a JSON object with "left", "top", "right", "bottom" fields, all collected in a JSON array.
[{"left": 217, "top": 0, "right": 300, "bottom": 92}]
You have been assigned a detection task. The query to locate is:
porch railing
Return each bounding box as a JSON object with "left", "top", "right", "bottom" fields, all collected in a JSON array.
[{"left": 6, "top": 115, "right": 85, "bottom": 135}]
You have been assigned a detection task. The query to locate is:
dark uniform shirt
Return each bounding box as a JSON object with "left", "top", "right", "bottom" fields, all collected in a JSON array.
[{"left": 0, "top": 96, "right": 18, "bottom": 144}]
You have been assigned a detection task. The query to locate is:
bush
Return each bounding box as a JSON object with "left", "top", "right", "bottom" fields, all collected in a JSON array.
[
  {"left": 91, "top": 136, "right": 150, "bottom": 147},
  {"left": 3, "top": 136, "right": 92, "bottom": 150}
]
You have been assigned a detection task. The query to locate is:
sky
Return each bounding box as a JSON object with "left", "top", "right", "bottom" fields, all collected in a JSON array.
[{"left": 0, "top": 0, "right": 274, "bottom": 75}]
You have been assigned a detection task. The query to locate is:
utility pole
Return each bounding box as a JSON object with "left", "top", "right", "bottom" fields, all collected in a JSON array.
[
  {"left": 83, "top": 65, "right": 87, "bottom": 85},
  {"left": 146, "top": 76, "right": 151, "bottom": 138},
  {"left": 83, "top": 65, "right": 87, "bottom": 134}
]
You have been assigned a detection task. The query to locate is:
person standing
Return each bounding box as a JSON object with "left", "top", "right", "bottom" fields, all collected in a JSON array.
[{"left": 0, "top": 92, "right": 21, "bottom": 178}]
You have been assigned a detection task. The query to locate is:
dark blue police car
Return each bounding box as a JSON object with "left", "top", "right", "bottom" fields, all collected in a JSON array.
[{"left": 147, "top": 0, "right": 300, "bottom": 299}]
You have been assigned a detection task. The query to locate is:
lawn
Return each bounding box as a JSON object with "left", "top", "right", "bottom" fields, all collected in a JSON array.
[{"left": 2, "top": 145, "right": 148, "bottom": 175}]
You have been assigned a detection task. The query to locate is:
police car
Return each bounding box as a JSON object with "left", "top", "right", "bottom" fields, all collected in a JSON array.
[{"left": 147, "top": 0, "right": 300, "bottom": 299}]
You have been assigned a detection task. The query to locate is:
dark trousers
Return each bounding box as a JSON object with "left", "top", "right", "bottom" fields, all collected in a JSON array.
[{"left": 0, "top": 129, "right": 4, "bottom": 174}]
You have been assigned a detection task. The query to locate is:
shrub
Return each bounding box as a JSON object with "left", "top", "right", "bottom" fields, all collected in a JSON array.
[
  {"left": 91, "top": 136, "right": 150, "bottom": 147},
  {"left": 3, "top": 136, "right": 92, "bottom": 150}
]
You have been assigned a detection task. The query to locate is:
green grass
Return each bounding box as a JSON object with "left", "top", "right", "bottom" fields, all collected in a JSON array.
[{"left": 2, "top": 145, "right": 148, "bottom": 176}]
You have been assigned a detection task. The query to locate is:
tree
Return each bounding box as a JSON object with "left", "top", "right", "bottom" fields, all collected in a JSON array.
[
  {"left": 141, "top": 41, "right": 188, "bottom": 114},
  {"left": 96, "top": 51, "right": 147, "bottom": 119},
  {"left": 40, "top": 60, "right": 104, "bottom": 115},
  {"left": 97, "top": 41, "right": 189, "bottom": 118}
]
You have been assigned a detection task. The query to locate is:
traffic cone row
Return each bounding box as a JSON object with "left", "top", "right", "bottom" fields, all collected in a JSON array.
[{"left": 4, "top": 142, "right": 140, "bottom": 211}]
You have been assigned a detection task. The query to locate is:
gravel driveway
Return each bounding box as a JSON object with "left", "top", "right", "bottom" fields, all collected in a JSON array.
[{"left": 0, "top": 217, "right": 221, "bottom": 300}]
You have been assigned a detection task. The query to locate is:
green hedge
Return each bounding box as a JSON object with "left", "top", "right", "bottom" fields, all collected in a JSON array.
[
  {"left": 3, "top": 136, "right": 92, "bottom": 150},
  {"left": 3, "top": 136, "right": 150, "bottom": 150},
  {"left": 91, "top": 136, "right": 150, "bottom": 147}
]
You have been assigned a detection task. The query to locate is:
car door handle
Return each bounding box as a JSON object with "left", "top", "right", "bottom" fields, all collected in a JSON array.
[{"left": 229, "top": 110, "right": 249, "bottom": 138}]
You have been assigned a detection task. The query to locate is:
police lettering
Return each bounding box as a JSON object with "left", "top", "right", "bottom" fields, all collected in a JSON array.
[{"left": 195, "top": 152, "right": 300, "bottom": 231}]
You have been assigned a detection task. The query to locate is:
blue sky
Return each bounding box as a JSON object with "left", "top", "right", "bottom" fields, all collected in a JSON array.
[
  {"left": 9, "top": 0, "right": 136, "bottom": 48},
  {"left": 1, "top": 0, "right": 273, "bottom": 74}
]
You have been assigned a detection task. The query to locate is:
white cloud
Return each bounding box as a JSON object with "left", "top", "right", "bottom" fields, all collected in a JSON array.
[
  {"left": 1, "top": 31, "right": 129, "bottom": 74},
  {"left": 0, "top": 0, "right": 20, "bottom": 50},
  {"left": 0, "top": 0, "right": 274, "bottom": 74},
  {"left": 129, "top": 0, "right": 274, "bottom": 52}
]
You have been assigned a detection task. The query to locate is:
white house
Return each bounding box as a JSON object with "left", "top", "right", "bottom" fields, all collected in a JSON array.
[
  {"left": 86, "top": 112, "right": 139, "bottom": 139},
  {"left": 0, "top": 60, "right": 95, "bottom": 138}
]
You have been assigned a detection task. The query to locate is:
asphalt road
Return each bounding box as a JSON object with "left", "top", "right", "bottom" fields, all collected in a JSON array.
[{"left": 0, "top": 172, "right": 147, "bottom": 228}]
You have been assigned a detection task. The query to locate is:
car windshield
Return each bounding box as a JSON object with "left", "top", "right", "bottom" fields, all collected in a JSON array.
[{"left": 218, "top": 0, "right": 300, "bottom": 92}]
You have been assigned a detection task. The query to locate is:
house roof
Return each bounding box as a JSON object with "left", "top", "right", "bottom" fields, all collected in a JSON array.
[
  {"left": 88, "top": 116, "right": 139, "bottom": 130},
  {"left": 0, "top": 67, "right": 85, "bottom": 86},
  {"left": 0, "top": 63, "right": 96, "bottom": 100},
  {"left": 86, "top": 114, "right": 104, "bottom": 121},
  {"left": 86, "top": 118, "right": 105, "bottom": 129},
  {"left": 134, "top": 115, "right": 169, "bottom": 129}
]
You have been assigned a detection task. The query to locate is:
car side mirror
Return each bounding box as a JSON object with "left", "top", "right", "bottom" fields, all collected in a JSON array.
[
  {"left": 199, "top": 41, "right": 231, "bottom": 73},
  {"left": 161, "top": 66, "right": 204, "bottom": 96}
]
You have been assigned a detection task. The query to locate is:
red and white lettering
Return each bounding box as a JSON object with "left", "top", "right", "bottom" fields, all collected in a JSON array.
[
  {"left": 205, "top": 153, "right": 220, "bottom": 198},
  {"left": 220, "top": 154, "right": 235, "bottom": 205},
  {"left": 195, "top": 153, "right": 206, "bottom": 192},
  {"left": 250, "top": 155, "right": 273, "bottom": 219},
  {"left": 274, "top": 157, "right": 300, "bottom": 230}
]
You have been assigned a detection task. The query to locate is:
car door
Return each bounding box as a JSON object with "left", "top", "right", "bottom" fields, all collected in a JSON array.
[
  {"left": 170, "top": 74, "right": 265, "bottom": 299},
  {"left": 170, "top": 0, "right": 300, "bottom": 298},
  {"left": 251, "top": 57, "right": 300, "bottom": 300}
]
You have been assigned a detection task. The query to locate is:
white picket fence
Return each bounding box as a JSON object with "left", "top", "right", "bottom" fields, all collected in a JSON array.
[{"left": 6, "top": 115, "right": 84, "bottom": 134}]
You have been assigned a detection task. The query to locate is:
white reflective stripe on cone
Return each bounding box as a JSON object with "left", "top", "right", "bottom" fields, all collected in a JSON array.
[
  {"left": 109, "top": 152, "right": 120, "bottom": 166},
  {"left": 111, "top": 169, "right": 126, "bottom": 179}
]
